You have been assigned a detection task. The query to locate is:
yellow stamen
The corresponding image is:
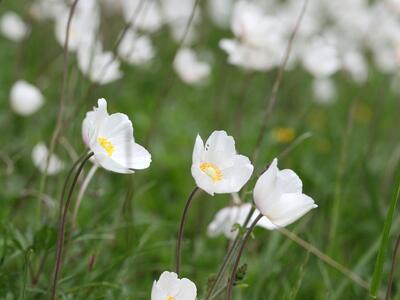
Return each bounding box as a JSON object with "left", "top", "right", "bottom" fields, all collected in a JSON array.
[
  {"left": 200, "top": 162, "right": 222, "bottom": 182},
  {"left": 167, "top": 297, "right": 175, "bottom": 300},
  {"left": 97, "top": 137, "right": 115, "bottom": 157}
]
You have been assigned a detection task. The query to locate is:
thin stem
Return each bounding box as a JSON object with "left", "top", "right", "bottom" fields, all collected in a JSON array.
[
  {"left": 37, "top": 0, "right": 80, "bottom": 225},
  {"left": 175, "top": 187, "right": 200, "bottom": 275},
  {"left": 226, "top": 214, "right": 263, "bottom": 300},
  {"left": 385, "top": 233, "right": 400, "bottom": 300},
  {"left": 50, "top": 152, "right": 94, "bottom": 300}
]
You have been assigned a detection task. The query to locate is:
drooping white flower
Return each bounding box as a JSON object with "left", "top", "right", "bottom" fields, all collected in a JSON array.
[
  {"left": 253, "top": 158, "right": 317, "bottom": 228},
  {"left": 301, "top": 34, "right": 340, "bottom": 78},
  {"left": 151, "top": 271, "right": 196, "bottom": 300},
  {"left": 173, "top": 48, "right": 210, "bottom": 85},
  {"left": 10, "top": 80, "right": 44, "bottom": 116},
  {"left": 191, "top": 130, "right": 253, "bottom": 196},
  {"left": 82, "top": 98, "right": 151, "bottom": 174},
  {"left": 0, "top": 12, "right": 28, "bottom": 42},
  {"left": 32, "top": 143, "right": 64, "bottom": 175},
  {"left": 312, "top": 77, "right": 336, "bottom": 105},
  {"left": 118, "top": 29, "right": 155, "bottom": 66},
  {"left": 208, "top": 203, "right": 274, "bottom": 239},
  {"left": 219, "top": 1, "right": 285, "bottom": 71},
  {"left": 77, "top": 39, "right": 123, "bottom": 85}
]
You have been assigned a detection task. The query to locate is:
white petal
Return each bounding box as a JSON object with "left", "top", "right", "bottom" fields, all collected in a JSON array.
[
  {"left": 155, "top": 271, "right": 180, "bottom": 296},
  {"left": 253, "top": 158, "right": 279, "bottom": 214},
  {"left": 219, "top": 154, "right": 253, "bottom": 193},
  {"left": 10, "top": 80, "right": 44, "bottom": 116},
  {"left": 276, "top": 169, "right": 302, "bottom": 194},
  {"left": 175, "top": 278, "right": 197, "bottom": 300},
  {"left": 267, "top": 193, "right": 317, "bottom": 227},
  {"left": 99, "top": 113, "right": 133, "bottom": 140},
  {"left": 151, "top": 281, "right": 166, "bottom": 300},
  {"left": 203, "top": 130, "right": 236, "bottom": 168},
  {"left": 191, "top": 164, "right": 216, "bottom": 195},
  {"left": 93, "top": 152, "right": 133, "bottom": 174},
  {"left": 112, "top": 141, "right": 151, "bottom": 170},
  {"left": 192, "top": 134, "right": 204, "bottom": 164}
]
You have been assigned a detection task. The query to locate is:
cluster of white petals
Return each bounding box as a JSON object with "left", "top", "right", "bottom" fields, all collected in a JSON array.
[
  {"left": 174, "top": 48, "right": 211, "bottom": 85},
  {"left": 32, "top": 143, "right": 64, "bottom": 175},
  {"left": 151, "top": 271, "right": 196, "bottom": 300},
  {"left": 82, "top": 98, "right": 151, "bottom": 174}
]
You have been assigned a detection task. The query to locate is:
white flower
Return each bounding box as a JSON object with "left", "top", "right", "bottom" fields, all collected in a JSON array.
[
  {"left": 82, "top": 98, "right": 151, "bottom": 174},
  {"left": 191, "top": 130, "right": 253, "bottom": 196},
  {"left": 77, "top": 39, "right": 123, "bottom": 85},
  {"left": 253, "top": 158, "right": 317, "bottom": 228},
  {"left": 151, "top": 271, "right": 196, "bottom": 300},
  {"left": 208, "top": 203, "right": 275, "bottom": 239},
  {"left": 312, "top": 77, "right": 336, "bottom": 105},
  {"left": 118, "top": 29, "right": 155, "bottom": 66},
  {"left": 32, "top": 143, "right": 64, "bottom": 175},
  {"left": 30, "top": 0, "right": 67, "bottom": 21},
  {"left": 0, "top": 12, "right": 28, "bottom": 42},
  {"left": 122, "top": 0, "right": 163, "bottom": 33},
  {"left": 301, "top": 34, "right": 340, "bottom": 78},
  {"left": 10, "top": 80, "right": 44, "bottom": 116},
  {"left": 219, "top": 1, "right": 285, "bottom": 71},
  {"left": 207, "top": 0, "right": 233, "bottom": 28},
  {"left": 173, "top": 48, "right": 210, "bottom": 85}
]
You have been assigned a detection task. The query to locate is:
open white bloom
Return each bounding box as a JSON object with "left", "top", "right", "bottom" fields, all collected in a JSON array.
[
  {"left": 32, "top": 143, "right": 64, "bottom": 175},
  {"left": 118, "top": 29, "right": 155, "bottom": 65},
  {"left": 10, "top": 80, "right": 44, "bottom": 116},
  {"left": 0, "top": 12, "right": 28, "bottom": 42},
  {"left": 77, "top": 39, "right": 123, "bottom": 85},
  {"left": 208, "top": 203, "right": 274, "bottom": 239},
  {"left": 151, "top": 271, "right": 196, "bottom": 300},
  {"left": 254, "top": 158, "right": 317, "bottom": 228},
  {"left": 191, "top": 131, "right": 253, "bottom": 196},
  {"left": 312, "top": 77, "right": 336, "bottom": 105},
  {"left": 82, "top": 98, "right": 151, "bottom": 174},
  {"left": 173, "top": 48, "right": 210, "bottom": 85},
  {"left": 220, "top": 1, "right": 285, "bottom": 71}
]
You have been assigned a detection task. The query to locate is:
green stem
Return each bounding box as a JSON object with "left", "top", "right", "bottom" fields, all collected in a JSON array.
[{"left": 50, "top": 152, "right": 93, "bottom": 300}]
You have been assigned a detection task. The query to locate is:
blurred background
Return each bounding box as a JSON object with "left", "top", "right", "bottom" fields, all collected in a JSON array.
[{"left": 1, "top": 0, "right": 400, "bottom": 298}]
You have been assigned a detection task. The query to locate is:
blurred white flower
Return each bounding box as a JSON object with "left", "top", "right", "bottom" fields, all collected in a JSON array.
[
  {"left": 220, "top": 1, "right": 285, "bottom": 71},
  {"left": 30, "top": 0, "right": 67, "bottom": 21},
  {"left": 253, "top": 158, "right": 317, "bottom": 228},
  {"left": 207, "top": 0, "right": 233, "bottom": 28},
  {"left": 82, "top": 98, "right": 151, "bottom": 174},
  {"left": 173, "top": 48, "right": 210, "bottom": 85},
  {"left": 122, "top": 0, "right": 163, "bottom": 33},
  {"left": 0, "top": 12, "right": 28, "bottom": 42},
  {"left": 151, "top": 271, "right": 196, "bottom": 300},
  {"left": 191, "top": 130, "right": 253, "bottom": 196},
  {"left": 301, "top": 34, "right": 340, "bottom": 78},
  {"left": 208, "top": 203, "right": 274, "bottom": 239},
  {"left": 312, "top": 77, "right": 336, "bottom": 105},
  {"left": 118, "top": 29, "right": 155, "bottom": 66},
  {"left": 32, "top": 143, "right": 64, "bottom": 175},
  {"left": 341, "top": 49, "right": 368, "bottom": 83},
  {"left": 10, "top": 80, "right": 44, "bottom": 116},
  {"left": 77, "top": 39, "right": 123, "bottom": 85}
]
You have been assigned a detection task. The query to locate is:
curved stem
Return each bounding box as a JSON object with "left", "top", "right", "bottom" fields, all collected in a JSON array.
[
  {"left": 175, "top": 187, "right": 200, "bottom": 275},
  {"left": 226, "top": 214, "right": 262, "bottom": 300},
  {"left": 386, "top": 233, "right": 400, "bottom": 300},
  {"left": 50, "top": 152, "right": 93, "bottom": 300}
]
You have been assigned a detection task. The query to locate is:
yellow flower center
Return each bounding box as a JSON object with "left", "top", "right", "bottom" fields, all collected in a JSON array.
[
  {"left": 166, "top": 297, "right": 175, "bottom": 300},
  {"left": 272, "top": 127, "right": 295, "bottom": 144},
  {"left": 97, "top": 137, "right": 115, "bottom": 157},
  {"left": 200, "top": 162, "right": 222, "bottom": 182}
]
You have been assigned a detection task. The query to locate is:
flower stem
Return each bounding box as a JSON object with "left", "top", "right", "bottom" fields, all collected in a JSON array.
[
  {"left": 175, "top": 187, "right": 200, "bottom": 275},
  {"left": 226, "top": 214, "right": 262, "bottom": 300},
  {"left": 50, "top": 152, "right": 93, "bottom": 300}
]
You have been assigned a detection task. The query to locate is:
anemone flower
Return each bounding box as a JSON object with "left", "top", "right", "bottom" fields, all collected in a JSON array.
[
  {"left": 151, "top": 271, "right": 197, "bottom": 300},
  {"left": 191, "top": 130, "right": 253, "bottom": 195},
  {"left": 82, "top": 98, "right": 151, "bottom": 173}
]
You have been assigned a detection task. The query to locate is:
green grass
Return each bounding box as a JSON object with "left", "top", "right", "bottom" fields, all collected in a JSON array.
[{"left": 1, "top": 1, "right": 400, "bottom": 299}]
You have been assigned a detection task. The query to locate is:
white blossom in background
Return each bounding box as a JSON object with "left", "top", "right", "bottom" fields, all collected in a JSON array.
[
  {"left": 173, "top": 48, "right": 210, "bottom": 85},
  {"left": 207, "top": 0, "right": 233, "bottom": 28},
  {"left": 151, "top": 271, "right": 196, "bottom": 300},
  {"left": 10, "top": 80, "right": 44, "bottom": 116},
  {"left": 312, "top": 77, "right": 336, "bottom": 105},
  {"left": 191, "top": 130, "right": 253, "bottom": 196},
  {"left": 82, "top": 98, "right": 151, "bottom": 174},
  {"left": 220, "top": 1, "right": 285, "bottom": 71},
  {"left": 77, "top": 39, "right": 123, "bottom": 85},
  {"left": 0, "top": 12, "right": 29, "bottom": 42},
  {"left": 32, "top": 143, "right": 64, "bottom": 175},
  {"left": 54, "top": 0, "right": 100, "bottom": 52},
  {"left": 208, "top": 203, "right": 275, "bottom": 239},
  {"left": 30, "top": 0, "right": 67, "bottom": 20},
  {"left": 301, "top": 34, "right": 340, "bottom": 78},
  {"left": 254, "top": 158, "right": 317, "bottom": 229},
  {"left": 118, "top": 29, "right": 155, "bottom": 66},
  {"left": 122, "top": 0, "right": 163, "bottom": 33}
]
